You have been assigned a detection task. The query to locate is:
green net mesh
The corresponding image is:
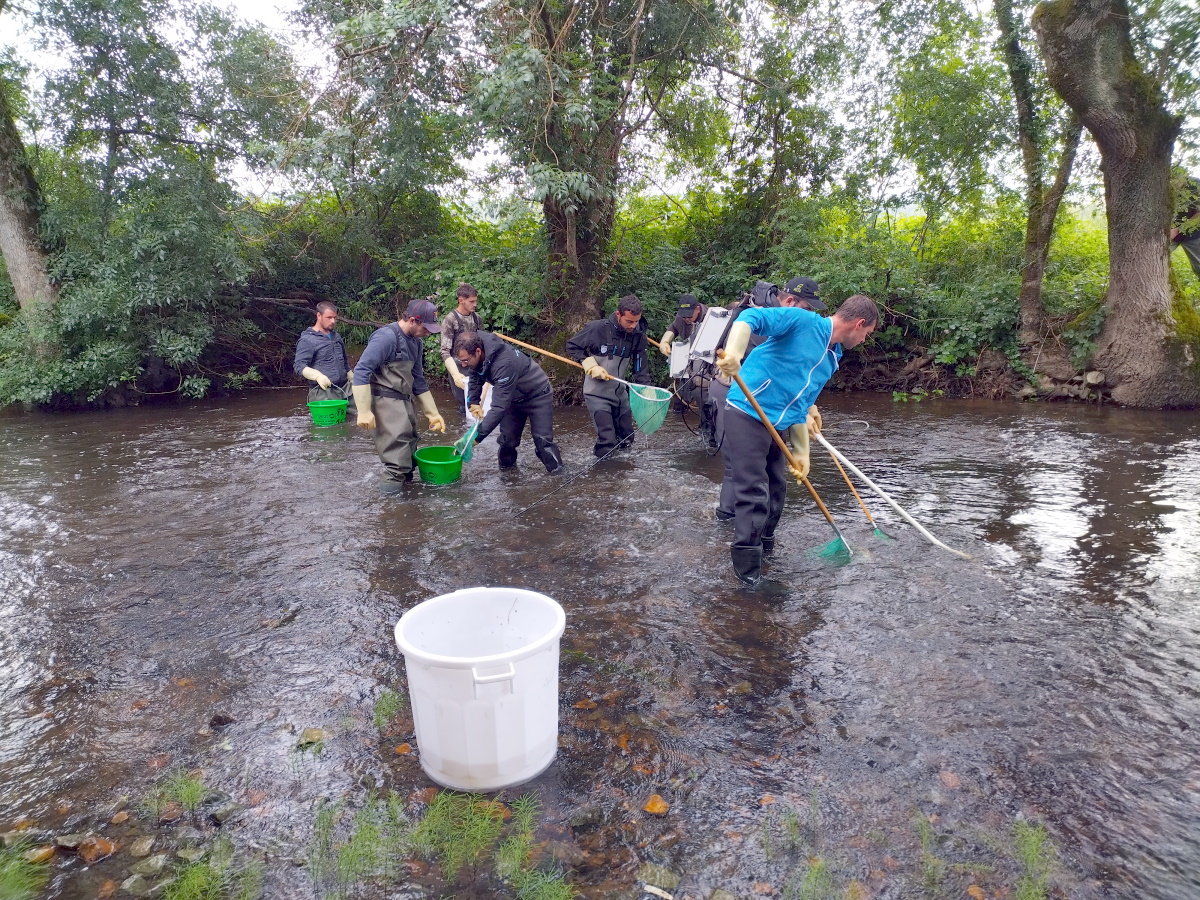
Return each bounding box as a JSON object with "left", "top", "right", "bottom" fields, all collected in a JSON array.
[
  {"left": 627, "top": 384, "right": 672, "bottom": 435},
  {"left": 454, "top": 420, "right": 480, "bottom": 462}
]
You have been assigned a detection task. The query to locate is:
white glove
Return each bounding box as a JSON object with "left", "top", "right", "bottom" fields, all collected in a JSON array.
[
  {"left": 352, "top": 384, "right": 374, "bottom": 429},
  {"left": 658, "top": 331, "right": 675, "bottom": 357},
  {"left": 581, "top": 357, "right": 613, "bottom": 380},
  {"left": 715, "top": 322, "right": 750, "bottom": 378},
  {"left": 302, "top": 366, "right": 332, "bottom": 390},
  {"left": 444, "top": 357, "right": 467, "bottom": 390},
  {"left": 417, "top": 391, "right": 446, "bottom": 433}
]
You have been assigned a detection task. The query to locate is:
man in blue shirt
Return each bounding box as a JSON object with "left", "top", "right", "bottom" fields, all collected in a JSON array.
[
  {"left": 350, "top": 298, "right": 447, "bottom": 489},
  {"left": 294, "top": 301, "right": 356, "bottom": 416},
  {"left": 715, "top": 294, "right": 880, "bottom": 585}
]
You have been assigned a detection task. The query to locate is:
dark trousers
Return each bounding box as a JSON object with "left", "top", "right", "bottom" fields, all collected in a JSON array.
[
  {"left": 451, "top": 383, "right": 467, "bottom": 418},
  {"left": 709, "top": 378, "right": 736, "bottom": 516},
  {"left": 721, "top": 406, "right": 788, "bottom": 551},
  {"left": 584, "top": 393, "right": 635, "bottom": 457},
  {"left": 498, "top": 390, "right": 563, "bottom": 473}
]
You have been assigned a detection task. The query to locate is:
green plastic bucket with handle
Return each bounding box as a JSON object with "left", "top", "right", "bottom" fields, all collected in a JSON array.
[
  {"left": 414, "top": 445, "right": 464, "bottom": 484},
  {"left": 307, "top": 398, "right": 348, "bottom": 426}
]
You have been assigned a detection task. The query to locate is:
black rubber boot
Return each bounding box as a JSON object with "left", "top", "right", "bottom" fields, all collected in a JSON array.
[
  {"left": 714, "top": 506, "right": 734, "bottom": 522},
  {"left": 761, "top": 535, "right": 775, "bottom": 555},
  {"left": 731, "top": 544, "right": 763, "bottom": 586}
]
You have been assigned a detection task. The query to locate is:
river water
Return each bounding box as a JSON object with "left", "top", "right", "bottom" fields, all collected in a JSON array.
[{"left": 1, "top": 390, "right": 1197, "bottom": 899}]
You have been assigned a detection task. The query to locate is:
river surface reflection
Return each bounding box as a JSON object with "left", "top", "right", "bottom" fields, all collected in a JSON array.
[{"left": 1, "top": 390, "right": 1197, "bottom": 899}]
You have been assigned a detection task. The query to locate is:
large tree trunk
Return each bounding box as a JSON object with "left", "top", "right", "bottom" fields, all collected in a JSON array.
[
  {"left": 0, "top": 79, "right": 58, "bottom": 335},
  {"left": 1033, "top": 0, "right": 1200, "bottom": 407}
]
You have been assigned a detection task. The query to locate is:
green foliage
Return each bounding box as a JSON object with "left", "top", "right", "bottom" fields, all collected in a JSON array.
[
  {"left": 0, "top": 840, "right": 49, "bottom": 900},
  {"left": 915, "top": 812, "right": 946, "bottom": 894},
  {"left": 308, "top": 794, "right": 412, "bottom": 898},
  {"left": 782, "top": 857, "right": 836, "bottom": 900}
]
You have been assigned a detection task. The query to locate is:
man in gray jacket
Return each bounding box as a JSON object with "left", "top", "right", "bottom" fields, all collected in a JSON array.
[{"left": 294, "top": 301, "right": 355, "bottom": 415}]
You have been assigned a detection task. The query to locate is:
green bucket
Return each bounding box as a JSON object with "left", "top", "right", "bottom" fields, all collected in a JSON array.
[
  {"left": 308, "top": 398, "right": 348, "bottom": 426},
  {"left": 413, "top": 445, "right": 464, "bottom": 484}
]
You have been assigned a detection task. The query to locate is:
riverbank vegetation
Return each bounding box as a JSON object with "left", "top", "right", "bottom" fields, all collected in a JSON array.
[{"left": 0, "top": 0, "right": 1198, "bottom": 409}]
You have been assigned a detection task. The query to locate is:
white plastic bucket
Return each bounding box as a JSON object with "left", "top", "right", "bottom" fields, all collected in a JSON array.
[{"left": 393, "top": 587, "right": 566, "bottom": 791}]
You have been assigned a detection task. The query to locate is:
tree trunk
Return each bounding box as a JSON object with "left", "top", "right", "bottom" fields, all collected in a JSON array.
[
  {"left": 541, "top": 192, "right": 614, "bottom": 344},
  {"left": 0, "top": 79, "right": 58, "bottom": 337},
  {"left": 1033, "top": 0, "right": 1200, "bottom": 407},
  {"left": 1017, "top": 117, "right": 1082, "bottom": 379}
]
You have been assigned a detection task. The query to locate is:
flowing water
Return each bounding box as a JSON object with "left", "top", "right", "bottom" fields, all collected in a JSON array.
[{"left": 1, "top": 390, "right": 1198, "bottom": 899}]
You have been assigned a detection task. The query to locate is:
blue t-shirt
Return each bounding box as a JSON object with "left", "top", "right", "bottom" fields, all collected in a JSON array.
[{"left": 727, "top": 307, "right": 842, "bottom": 430}]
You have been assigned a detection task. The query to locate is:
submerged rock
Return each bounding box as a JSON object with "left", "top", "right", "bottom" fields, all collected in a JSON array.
[
  {"left": 130, "top": 853, "right": 168, "bottom": 876},
  {"left": 129, "top": 836, "right": 155, "bottom": 857},
  {"left": 55, "top": 833, "right": 86, "bottom": 850},
  {"left": 79, "top": 836, "right": 118, "bottom": 864},
  {"left": 638, "top": 863, "right": 681, "bottom": 890}
]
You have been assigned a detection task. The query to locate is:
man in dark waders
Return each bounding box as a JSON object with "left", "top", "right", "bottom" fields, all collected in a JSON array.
[
  {"left": 715, "top": 294, "right": 879, "bottom": 585},
  {"left": 452, "top": 331, "right": 564, "bottom": 475},
  {"left": 711, "top": 277, "right": 827, "bottom": 520},
  {"left": 566, "top": 294, "right": 652, "bottom": 457},
  {"left": 351, "top": 298, "right": 447, "bottom": 490},
  {"left": 294, "top": 300, "right": 356, "bottom": 417}
]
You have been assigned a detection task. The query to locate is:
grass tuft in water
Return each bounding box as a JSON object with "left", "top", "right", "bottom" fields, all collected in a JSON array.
[
  {"left": 1013, "top": 820, "right": 1055, "bottom": 900},
  {"left": 142, "top": 769, "right": 208, "bottom": 817},
  {"left": 781, "top": 805, "right": 802, "bottom": 849},
  {"left": 164, "top": 835, "right": 263, "bottom": 900},
  {"left": 413, "top": 792, "right": 506, "bottom": 881},
  {"left": 308, "top": 794, "right": 412, "bottom": 898},
  {"left": 372, "top": 688, "right": 407, "bottom": 730},
  {"left": 0, "top": 841, "right": 49, "bottom": 900},
  {"left": 782, "top": 857, "right": 836, "bottom": 900},
  {"left": 914, "top": 813, "right": 945, "bottom": 895}
]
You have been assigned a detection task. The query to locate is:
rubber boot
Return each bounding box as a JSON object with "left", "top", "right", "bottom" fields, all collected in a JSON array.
[
  {"left": 730, "top": 544, "right": 763, "bottom": 586},
  {"left": 761, "top": 534, "right": 776, "bottom": 555},
  {"left": 498, "top": 444, "right": 518, "bottom": 469}
]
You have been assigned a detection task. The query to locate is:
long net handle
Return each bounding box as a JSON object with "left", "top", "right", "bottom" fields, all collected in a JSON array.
[
  {"left": 814, "top": 432, "right": 972, "bottom": 560},
  {"left": 495, "top": 331, "right": 647, "bottom": 391},
  {"left": 824, "top": 441, "right": 880, "bottom": 527},
  {"left": 494, "top": 333, "right": 582, "bottom": 369}
]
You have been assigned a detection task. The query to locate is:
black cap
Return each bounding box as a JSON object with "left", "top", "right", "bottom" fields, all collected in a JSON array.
[
  {"left": 404, "top": 298, "right": 442, "bottom": 332},
  {"left": 677, "top": 294, "right": 699, "bottom": 312},
  {"left": 783, "top": 276, "right": 826, "bottom": 311}
]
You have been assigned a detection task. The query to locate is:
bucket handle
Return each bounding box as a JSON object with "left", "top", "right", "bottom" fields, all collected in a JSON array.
[{"left": 471, "top": 662, "right": 516, "bottom": 698}]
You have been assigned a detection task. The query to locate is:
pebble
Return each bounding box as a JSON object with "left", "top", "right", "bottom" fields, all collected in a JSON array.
[
  {"left": 130, "top": 836, "right": 155, "bottom": 857},
  {"left": 24, "top": 845, "right": 55, "bottom": 864},
  {"left": 177, "top": 846, "right": 207, "bottom": 863},
  {"left": 209, "top": 802, "right": 243, "bottom": 825},
  {"left": 643, "top": 795, "right": 670, "bottom": 816},
  {"left": 55, "top": 833, "right": 86, "bottom": 849}
]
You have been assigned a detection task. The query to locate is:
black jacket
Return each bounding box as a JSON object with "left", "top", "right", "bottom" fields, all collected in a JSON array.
[
  {"left": 565, "top": 313, "right": 651, "bottom": 399},
  {"left": 468, "top": 332, "right": 552, "bottom": 440}
]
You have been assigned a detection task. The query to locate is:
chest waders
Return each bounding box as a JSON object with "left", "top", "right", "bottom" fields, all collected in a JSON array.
[
  {"left": 583, "top": 340, "right": 638, "bottom": 458},
  {"left": 371, "top": 358, "right": 418, "bottom": 483},
  {"left": 307, "top": 383, "right": 358, "bottom": 417},
  {"left": 447, "top": 310, "right": 481, "bottom": 416}
]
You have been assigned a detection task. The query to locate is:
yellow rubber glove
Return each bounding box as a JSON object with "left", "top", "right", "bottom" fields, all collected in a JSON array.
[
  {"left": 658, "top": 331, "right": 675, "bottom": 356},
  {"left": 580, "top": 356, "right": 613, "bottom": 380},
  {"left": 806, "top": 404, "right": 822, "bottom": 436},
  {"left": 417, "top": 391, "right": 445, "bottom": 433},
  {"left": 716, "top": 321, "right": 750, "bottom": 378},
  {"left": 302, "top": 366, "right": 332, "bottom": 390},
  {"left": 352, "top": 384, "right": 375, "bottom": 429},
  {"left": 469, "top": 404, "right": 484, "bottom": 419},
  {"left": 444, "top": 357, "right": 468, "bottom": 390},
  {"left": 788, "top": 423, "right": 811, "bottom": 479}
]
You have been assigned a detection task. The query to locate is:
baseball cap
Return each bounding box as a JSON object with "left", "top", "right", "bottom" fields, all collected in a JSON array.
[
  {"left": 677, "top": 294, "right": 699, "bottom": 312},
  {"left": 783, "top": 276, "right": 827, "bottom": 311},
  {"left": 404, "top": 298, "right": 442, "bottom": 332}
]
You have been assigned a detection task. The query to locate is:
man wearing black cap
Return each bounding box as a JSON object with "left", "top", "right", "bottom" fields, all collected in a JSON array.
[
  {"left": 781, "top": 277, "right": 827, "bottom": 312},
  {"left": 351, "top": 297, "right": 447, "bottom": 488},
  {"left": 656, "top": 294, "right": 709, "bottom": 355}
]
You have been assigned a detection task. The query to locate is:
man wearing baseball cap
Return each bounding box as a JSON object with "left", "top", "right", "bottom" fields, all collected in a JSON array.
[
  {"left": 781, "top": 277, "right": 827, "bottom": 312},
  {"left": 352, "top": 297, "right": 447, "bottom": 489},
  {"left": 656, "top": 293, "right": 709, "bottom": 355}
]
